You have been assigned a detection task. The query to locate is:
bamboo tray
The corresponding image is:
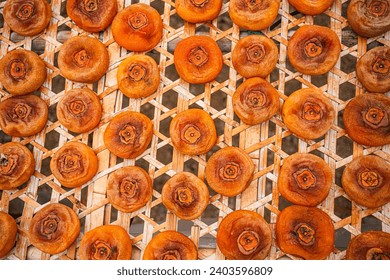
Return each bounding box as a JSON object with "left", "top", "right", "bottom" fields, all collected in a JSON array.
[{"left": 0, "top": 0, "right": 389, "bottom": 260}]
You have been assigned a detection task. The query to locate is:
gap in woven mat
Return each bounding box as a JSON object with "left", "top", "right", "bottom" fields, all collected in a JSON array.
[
  {"left": 362, "top": 215, "right": 383, "bottom": 231},
  {"left": 135, "top": 157, "right": 149, "bottom": 171},
  {"left": 309, "top": 149, "right": 325, "bottom": 159},
  {"left": 341, "top": 53, "right": 357, "bottom": 75},
  {"left": 36, "top": 184, "right": 52, "bottom": 205},
  {"left": 140, "top": 102, "right": 155, "bottom": 120},
  {"left": 342, "top": 26, "right": 358, "bottom": 48},
  {"left": 44, "top": 130, "right": 60, "bottom": 151},
  {"left": 338, "top": 110, "right": 346, "bottom": 130},
  {"left": 129, "top": 216, "right": 145, "bottom": 237},
  {"left": 156, "top": 144, "right": 173, "bottom": 166},
  {"left": 217, "top": 11, "right": 233, "bottom": 32},
  {"left": 162, "top": 90, "right": 178, "bottom": 110},
  {"left": 210, "top": 90, "right": 227, "bottom": 112},
  {"left": 284, "top": 79, "right": 302, "bottom": 96},
  {"left": 263, "top": 207, "right": 272, "bottom": 224},
  {"left": 48, "top": 103, "right": 58, "bottom": 123},
  {"left": 336, "top": 136, "right": 353, "bottom": 159},
  {"left": 270, "top": 67, "right": 279, "bottom": 84},
  {"left": 146, "top": 50, "right": 161, "bottom": 64},
  {"left": 8, "top": 197, "right": 25, "bottom": 220},
  {"left": 368, "top": 40, "right": 385, "bottom": 50},
  {"left": 110, "top": 206, "right": 118, "bottom": 224},
  {"left": 0, "top": 130, "right": 11, "bottom": 144},
  {"left": 168, "top": 13, "right": 184, "bottom": 30},
  {"left": 52, "top": 75, "right": 66, "bottom": 94},
  {"left": 335, "top": 196, "right": 352, "bottom": 219},
  {"left": 0, "top": 13, "right": 3, "bottom": 29},
  {"left": 314, "top": 13, "right": 330, "bottom": 28},
  {"left": 184, "top": 158, "right": 198, "bottom": 174},
  {"left": 214, "top": 118, "right": 225, "bottom": 140},
  {"left": 150, "top": 0, "right": 164, "bottom": 14},
  {"left": 189, "top": 84, "right": 205, "bottom": 96},
  {"left": 159, "top": 117, "right": 172, "bottom": 138},
  {"left": 281, "top": 135, "right": 299, "bottom": 155},
  {"left": 215, "top": 64, "right": 230, "bottom": 84},
  {"left": 339, "top": 82, "right": 356, "bottom": 101},
  {"left": 151, "top": 173, "right": 169, "bottom": 223},
  {"left": 196, "top": 24, "right": 210, "bottom": 34},
  {"left": 40, "top": 157, "right": 52, "bottom": 177},
  {"left": 278, "top": 195, "right": 293, "bottom": 212},
  {"left": 311, "top": 74, "right": 328, "bottom": 88},
  {"left": 164, "top": 64, "right": 179, "bottom": 82},
  {"left": 335, "top": 228, "right": 351, "bottom": 251}
]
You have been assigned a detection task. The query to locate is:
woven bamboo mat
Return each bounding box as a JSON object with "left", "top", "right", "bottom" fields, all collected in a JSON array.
[{"left": 0, "top": 0, "right": 389, "bottom": 260}]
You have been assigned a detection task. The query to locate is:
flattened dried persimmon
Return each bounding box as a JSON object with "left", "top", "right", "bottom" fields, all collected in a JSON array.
[
  {"left": 111, "top": 3, "right": 163, "bottom": 52},
  {"left": 117, "top": 55, "right": 160, "bottom": 99},
  {"left": 347, "top": 0, "right": 390, "bottom": 38},
  {"left": 282, "top": 88, "right": 335, "bottom": 140},
  {"left": 288, "top": 25, "right": 341, "bottom": 75},
  {"left": 343, "top": 93, "right": 390, "bottom": 146},
  {"left": 288, "top": 0, "right": 334, "bottom": 15},
  {"left": 107, "top": 166, "right": 153, "bottom": 213},
  {"left": 278, "top": 153, "right": 332, "bottom": 206},
  {"left": 232, "top": 77, "right": 280, "bottom": 125},
  {"left": 50, "top": 141, "right": 98, "bottom": 188},
  {"left": 104, "top": 111, "right": 153, "bottom": 159},
  {"left": 66, "top": 0, "right": 117, "bottom": 33},
  {"left": 29, "top": 203, "right": 80, "bottom": 255},
  {"left": 205, "top": 146, "right": 254, "bottom": 197},
  {"left": 0, "top": 49, "right": 46, "bottom": 96},
  {"left": 0, "top": 211, "right": 17, "bottom": 259},
  {"left": 174, "top": 36, "right": 223, "bottom": 84},
  {"left": 346, "top": 231, "right": 390, "bottom": 260},
  {"left": 57, "top": 88, "right": 102, "bottom": 134},
  {"left": 143, "top": 231, "right": 197, "bottom": 260},
  {"left": 0, "top": 94, "right": 48, "bottom": 137},
  {"left": 216, "top": 210, "right": 272, "bottom": 260},
  {"left": 0, "top": 142, "right": 35, "bottom": 190},
  {"left": 169, "top": 108, "right": 217, "bottom": 155},
  {"left": 176, "top": 0, "right": 222, "bottom": 23},
  {"left": 356, "top": 46, "right": 390, "bottom": 93},
  {"left": 78, "top": 225, "right": 132, "bottom": 260},
  {"left": 342, "top": 155, "right": 390, "bottom": 208},
  {"left": 3, "top": 0, "right": 52, "bottom": 36},
  {"left": 162, "top": 172, "right": 209, "bottom": 220},
  {"left": 229, "top": 0, "right": 280, "bottom": 30},
  {"left": 232, "top": 35, "right": 278, "bottom": 79},
  {"left": 275, "top": 205, "right": 334, "bottom": 260},
  {"left": 58, "top": 36, "right": 109, "bottom": 84}
]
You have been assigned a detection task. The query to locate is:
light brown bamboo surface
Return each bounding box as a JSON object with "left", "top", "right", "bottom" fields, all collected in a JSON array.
[{"left": 0, "top": 0, "right": 389, "bottom": 260}]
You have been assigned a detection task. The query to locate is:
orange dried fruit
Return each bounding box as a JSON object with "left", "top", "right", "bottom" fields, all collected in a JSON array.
[
  {"left": 278, "top": 153, "right": 332, "bottom": 206},
  {"left": 232, "top": 35, "right": 278, "bottom": 79},
  {"left": 0, "top": 94, "right": 48, "bottom": 137},
  {"left": 0, "top": 211, "right": 17, "bottom": 259},
  {"left": 176, "top": 0, "right": 222, "bottom": 23},
  {"left": 104, "top": 111, "right": 153, "bottom": 159},
  {"left": 205, "top": 146, "right": 254, "bottom": 197},
  {"left": 288, "top": 25, "right": 341, "bottom": 75},
  {"left": 57, "top": 88, "right": 102, "bottom": 134},
  {"left": 107, "top": 166, "right": 153, "bottom": 213},
  {"left": 66, "top": 0, "right": 118, "bottom": 33},
  {"left": 288, "top": 0, "right": 334, "bottom": 15},
  {"left": 342, "top": 155, "right": 390, "bottom": 208},
  {"left": 58, "top": 36, "right": 109, "bottom": 84},
  {"left": 0, "top": 49, "right": 46, "bottom": 96},
  {"left": 50, "top": 142, "right": 98, "bottom": 188},
  {"left": 356, "top": 46, "right": 390, "bottom": 93},
  {"left": 162, "top": 172, "right": 209, "bottom": 220},
  {"left": 347, "top": 0, "right": 390, "bottom": 38},
  {"left": 346, "top": 231, "right": 390, "bottom": 260},
  {"left": 343, "top": 93, "right": 390, "bottom": 147},
  {"left": 117, "top": 55, "right": 160, "bottom": 99},
  {"left": 78, "top": 225, "right": 132, "bottom": 260},
  {"left": 282, "top": 88, "right": 335, "bottom": 140},
  {"left": 3, "top": 0, "right": 52, "bottom": 36},
  {"left": 112, "top": 3, "right": 163, "bottom": 52},
  {"left": 143, "top": 231, "right": 198, "bottom": 260},
  {"left": 29, "top": 203, "right": 80, "bottom": 255},
  {"left": 275, "top": 205, "right": 334, "bottom": 260},
  {"left": 229, "top": 0, "right": 280, "bottom": 30},
  {"left": 169, "top": 108, "right": 217, "bottom": 155},
  {"left": 174, "top": 36, "right": 223, "bottom": 84},
  {"left": 232, "top": 77, "right": 280, "bottom": 125},
  {"left": 216, "top": 210, "right": 272, "bottom": 260},
  {"left": 0, "top": 142, "right": 35, "bottom": 190}
]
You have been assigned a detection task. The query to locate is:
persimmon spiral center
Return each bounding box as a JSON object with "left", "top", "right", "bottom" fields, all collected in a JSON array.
[
  {"left": 244, "top": 90, "right": 266, "bottom": 108},
  {"left": 366, "top": 248, "right": 390, "bottom": 260},
  {"left": 0, "top": 154, "right": 17, "bottom": 175},
  {"left": 190, "top": 0, "right": 209, "bottom": 7},
  {"left": 73, "top": 50, "right": 90, "bottom": 68},
  {"left": 16, "top": 3, "right": 34, "bottom": 20},
  {"left": 237, "top": 230, "right": 259, "bottom": 255},
  {"left": 363, "top": 107, "right": 389, "bottom": 128},
  {"left": 219, "top": 162, "right": 240, "bottom": 180},
  {"left": 12, "top": 103, "right": 32, "bottom": 120},
  {"left": 302, "top": 102, "right": 322, "bottom": 122},
  {"left": 9, "top": 60, "right": 26, "bottom": 80},
  {"left": 246, "top": 43, "right": 266, "bottom": 63},
  {"left": 160, "top": 250, "right": 181, "bottom": 260},
  {"left": 83, "top": 0, "right": 98, "bottom": 12},
  {"left": 91, "top": 241, "right": 112, "bottom": 260},
  {"left": 304, "top": 38, "right": 323, "bottom": 58},
  {"left": 59, "top": 153, "right": 82, "bottom": 174},
  {"left": 174, "top": 186, "right": 194, "bottom": 207},
  {"left": 40, "top": 215, "right": 59, "bottom": 239},
  {"left": 245, "top": 0, "right": 262, "bottom": 11},
  {"left": 128, "top": 12, "right": 148, "bottom": 30},
  {"left": 128, "top": 64, "right": 147, "bottom": 82},
  {"left": 68, "top": 99, "right": 86, "bottom": 116},
  {"left": 181, "top": 124, "right": 201, "bottom": 144},
  {"left": 294, "top": 223, "right": 315, "bottom": 246},
  {"left": 188, "top": 46, "right": 209, "bottom": 67},
  {"left": 119, "top": 124, "right": 137, "bottom": 145},
  {"left": 367, "top": 0, "right": 389, "bottom": 17},
  {"left": 119, "top": 178, "right": 138, "bottom": 199},
  {"left": 372, "top": 57, "right": 390, "bottom": 75},
  {"left": 358, "top": 169, "right": 382, "bottom": 189},
  {"left": 293, "top": 168, "right": 316, "bottom": 190}
]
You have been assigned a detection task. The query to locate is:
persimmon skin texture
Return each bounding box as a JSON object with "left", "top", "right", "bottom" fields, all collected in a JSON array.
[
  {"left": 0, "top": 212, "right": 17, "bottom": 259},
  {"left": 346, "top": 231, "right": 390, "bottom": 260},
  {"left": 288, "top": 0, "right": 334, "bottom": 15},
  {"left": 176, "top": 0, "right": 222, "bottom": 23}
]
